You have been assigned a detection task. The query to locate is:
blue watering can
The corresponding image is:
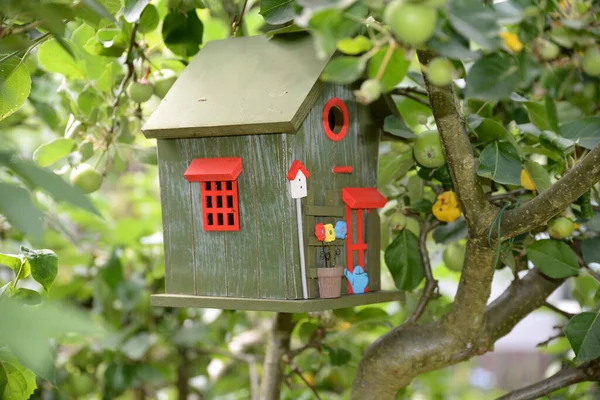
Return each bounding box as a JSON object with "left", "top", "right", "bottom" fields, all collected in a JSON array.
[{"left": 344, "top": 266, "right": 369, "bottom": 294}]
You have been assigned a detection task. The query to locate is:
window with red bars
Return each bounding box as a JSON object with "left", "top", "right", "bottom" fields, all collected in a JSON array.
[{"left": 201, "top": 180, "right": 239, "bottom": 231}]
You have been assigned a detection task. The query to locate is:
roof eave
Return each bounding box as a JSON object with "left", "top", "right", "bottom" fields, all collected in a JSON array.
[{"left": 142, "top": 120, "right": 298, "bottom": 139}]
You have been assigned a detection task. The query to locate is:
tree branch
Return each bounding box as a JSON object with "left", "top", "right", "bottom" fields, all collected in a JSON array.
[
  {"left": 416, "top": 50, "right": 496, "bottom": 233},
  {"left": 500, "top": 144, "right": 600, "bottom": 240},
  {"left": 390, "top": 87, "right": 431, "bottom": 108},
  {"left": 260, "top": 313, "right": 293, "bottom": 400},
  {"left": 495, "top": 359, "right": 600, "bottom": 400},
  {"left": 352, "top": 267, "right": 564, "bottom": 398},
  {"left": 404, "top": 218, "right": 439, "bottom": 325},
  {"left": 543, "top": 301, "right": 575, "bottom": 319}
]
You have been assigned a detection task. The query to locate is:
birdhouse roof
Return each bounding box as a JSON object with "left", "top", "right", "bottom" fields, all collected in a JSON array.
[
  {"left": 287, "top": 160, "right": 310, "bottom": 180},
  {"left": 341, "top": 188, "right": 387, "bottom": 209},
  {"left": 184, "top": 157, "right": 243, "bottom": 182},
  {"left": 142, "top": 34, "right": 330, "bottom": 139}
]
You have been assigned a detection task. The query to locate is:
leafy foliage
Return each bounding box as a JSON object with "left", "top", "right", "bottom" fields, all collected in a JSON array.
[{"left": 0, "top": 0, "right": 599, "bottom": 398}]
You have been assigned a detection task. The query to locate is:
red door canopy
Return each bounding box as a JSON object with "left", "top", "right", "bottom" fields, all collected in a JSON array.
[
  {"left": 342, "top": 188, "right": 386, "bottom": 209},
  {"left": 184, "top": 157, "right": 243, "bottom": 182}
]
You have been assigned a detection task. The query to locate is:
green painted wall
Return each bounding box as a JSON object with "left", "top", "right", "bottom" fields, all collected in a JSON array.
[{"left": 156, "top": 83, "right": 381, "bottom": 301}]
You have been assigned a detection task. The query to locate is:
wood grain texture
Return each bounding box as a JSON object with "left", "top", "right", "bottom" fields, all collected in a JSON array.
[
  {"left": 367, "top": 210, "right": 381, "bottom": 291},
  {"left": 151, "top": 291, "right": 403, "bottom": 312},
  {"left": 157, "top": 139, "right": 196, "bottom": 295},
  {"left": 187, "top": 139, "right": 227, "bottom": 296},
  {"left": 142, "top": 35, "right": 329, "bottom": 139}
]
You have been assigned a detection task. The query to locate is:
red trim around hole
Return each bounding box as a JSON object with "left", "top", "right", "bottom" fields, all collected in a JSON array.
[{"left": 322, "top": 98, "right": 349, "bottom": 142}]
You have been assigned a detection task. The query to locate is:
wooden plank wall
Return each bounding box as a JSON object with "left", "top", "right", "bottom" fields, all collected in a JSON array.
[
  {"left": 160, "top": 134, "right": 296, "bottom": 299},
  {"left": 288, "top": 83, "right": 381, "bottom": 294}
]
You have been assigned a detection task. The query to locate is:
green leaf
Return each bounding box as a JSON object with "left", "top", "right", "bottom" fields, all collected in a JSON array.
[
  {"left": 80, "top": 0, "right": 116, "bottom": 22},
  {"left": 383, "top": 115, "right": 415, "bottom": 139},
  {"left": 384, "top": 229, "right": 424, "bottom": 291},
  {"left": 580, "top": 237, "right": 600, "bottom": 266},
  {"left": 162, "top": 10, "right": 204, "bottom": 58},
  {"left": 466, "top": 53, "right": 520, "bottom": 100},
  {"left": 524, "top": 101, "right": 552, "bottom": 131},
  {"left": 308, "top": 4, "right": 366, "bottom": 59},
  {"left": 259, "top": 0, "right": 295, "bottom": 25},
  {"left": 544, "top": 95, "right": 560, "bottom": 133},
  {"left": 138, "top": 4, "right": 159, "bottom": 34},
  {"left": 123, "top": 0, "right": 150, "bottom": 23},
  {"left": 474, "top": 118, "right": 511, "bottom": 142},
  {"left": 560, "top": 117, "right": 600, "bottom": 150},
  {"left": 524, "top": 160, "right": 551, "bottom": 193},
  {"left": 427, "top": 29, "right": 481, "bottom": 60},
  {"left": 447, "top": 0, "right": 501, "bottom": 50},
  {"left": 0, "top": 300, "right": 97, "bottom": 383},
  {"left": 477, "top": 141, "right": 522, "bottom": 185},
  {"left": 527, "top": 239, "right": 580, "bottom": 279},
  {"left": 432, "top": 219, "right": 467, "bottom": 244},
  {"left": 32, "top": 138, "right": 75, "bottom": 167},
  {"left": 10, "top": 288, "right": 42, "bottom": 306},
  {"left": 367, "top": 47, "right": 410, "bottom": 91},
  {"left": 8, "top": 160, "right": 100, "bottom": 216},
  {"left": 37, "top": 39, "right": 84, "bottom": 79},
  {"left": 0, "top": 348, "right": 37, "bottom": 400},
  {"left": 0, "top": 183, "right": 43, "bottom": 241},
  {"left": 564, "top": 312, "right": 600, "bottom": 362},
  {"left": 539, "top": 130, "right": 575, "bottom": 155},
  {"left": 337, "top": 36, "right": 372, "bottom": 55},
  {"left": 327, "top": 347, "right": 352, "bottom": 366},
  {"left": 99, "top": 250, "right": 124, "bottom": 290},
  {"left": 0, "top": 254, "right": 22, "bottom": 273},
  {"left": 0, "top": 58, "right": 31, "bottom": 122},
  {"left": 121, "top": 333, "right": 152, "bottom": 361},
  {"left": 21, "top": 247, "right": 58, "bottom": 292},
  {"left": 321, "top": 56, "right": 365, "bottom": 84}
]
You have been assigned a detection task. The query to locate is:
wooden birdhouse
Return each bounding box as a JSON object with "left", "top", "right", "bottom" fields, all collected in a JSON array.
[{"left": 142, "top": 34, "right": 403, "bottom": 312}]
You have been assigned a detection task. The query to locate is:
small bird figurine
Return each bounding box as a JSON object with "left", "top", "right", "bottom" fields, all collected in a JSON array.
[{"left": 344, "top": 266, "right": 369, "bottom": 294}]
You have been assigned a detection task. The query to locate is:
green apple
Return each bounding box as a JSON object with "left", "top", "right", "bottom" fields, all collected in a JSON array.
[
  {"left": 384, "top": 1, "right": 438, "bottom": 46},
  {"left": 538, "top": 39, "right": 559, "bottom": 60},
  {"left": 547, "top": 217, "right": 575, "bottom": 239},
  {"left": 152, "top": 70, "right": 178, "bottom": 99},
  {"left": 127, "top": 81, "right": 154, "bottom": 103},
  {"left": 582, "top": 47, "right": 600, "bottom": 76},
  {"left": 427, "top": 58, "right": 455, "bottom": 86},
  {"left": 443, "top": 242, "right": 466, "bottom": 272},
  {"left": 355, "top": 79, "right": 382, "bottom": 104},
  {"left": 70, "top": 163, "right": 103, "bottom": 194},
  {"left": 413, "top": 130, "right": 446, "bottom": 168},
  {"left": 390, "top": 212, "right": 407, "bottom": 232}
]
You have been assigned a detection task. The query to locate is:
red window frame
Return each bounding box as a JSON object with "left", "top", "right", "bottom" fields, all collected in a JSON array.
[{"left": 201, "top": 180, "right": 240, "bottom": 231}]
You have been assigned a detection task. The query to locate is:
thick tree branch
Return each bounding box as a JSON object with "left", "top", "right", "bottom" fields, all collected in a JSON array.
[
  {"left": 417, "top": 50, "right": 496, "bottom": 234},
  {"left": 495, "top": 359, "right": 600, "bottom": 400},
  {"left": 260, "top": 313, "right": 293, "bottom": 400},
  {"left": 352, "top": 269, "right": 564, "bottom": 399},
  {"left": 500, "top": 144, "right": 600, "bottom": 240}
]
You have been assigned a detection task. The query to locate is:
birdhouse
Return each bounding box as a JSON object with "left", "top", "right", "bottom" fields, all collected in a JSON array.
[{"left": 142, "top": 34, "right": 403, "bottom": 312}]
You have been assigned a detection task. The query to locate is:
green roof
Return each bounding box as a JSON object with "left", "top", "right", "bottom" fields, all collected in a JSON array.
[{"left": 142, "top": 34, "right": 329, "bottom": 139}]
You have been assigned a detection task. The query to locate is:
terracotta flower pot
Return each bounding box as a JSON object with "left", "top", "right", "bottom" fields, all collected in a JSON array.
[{"left": 317, "top": 266, "right": 344, "bottom": 299}]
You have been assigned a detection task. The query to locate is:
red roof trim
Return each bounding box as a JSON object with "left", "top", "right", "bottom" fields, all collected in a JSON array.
[
  {"left": 184, "top": 157, "right": 243, "bottom": 182},
  {"left": 341, "top": 188, "right": 387, "bottom": 209},
  {"left": 287, "top": 160, "right": 310, "bottom": 180}
]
